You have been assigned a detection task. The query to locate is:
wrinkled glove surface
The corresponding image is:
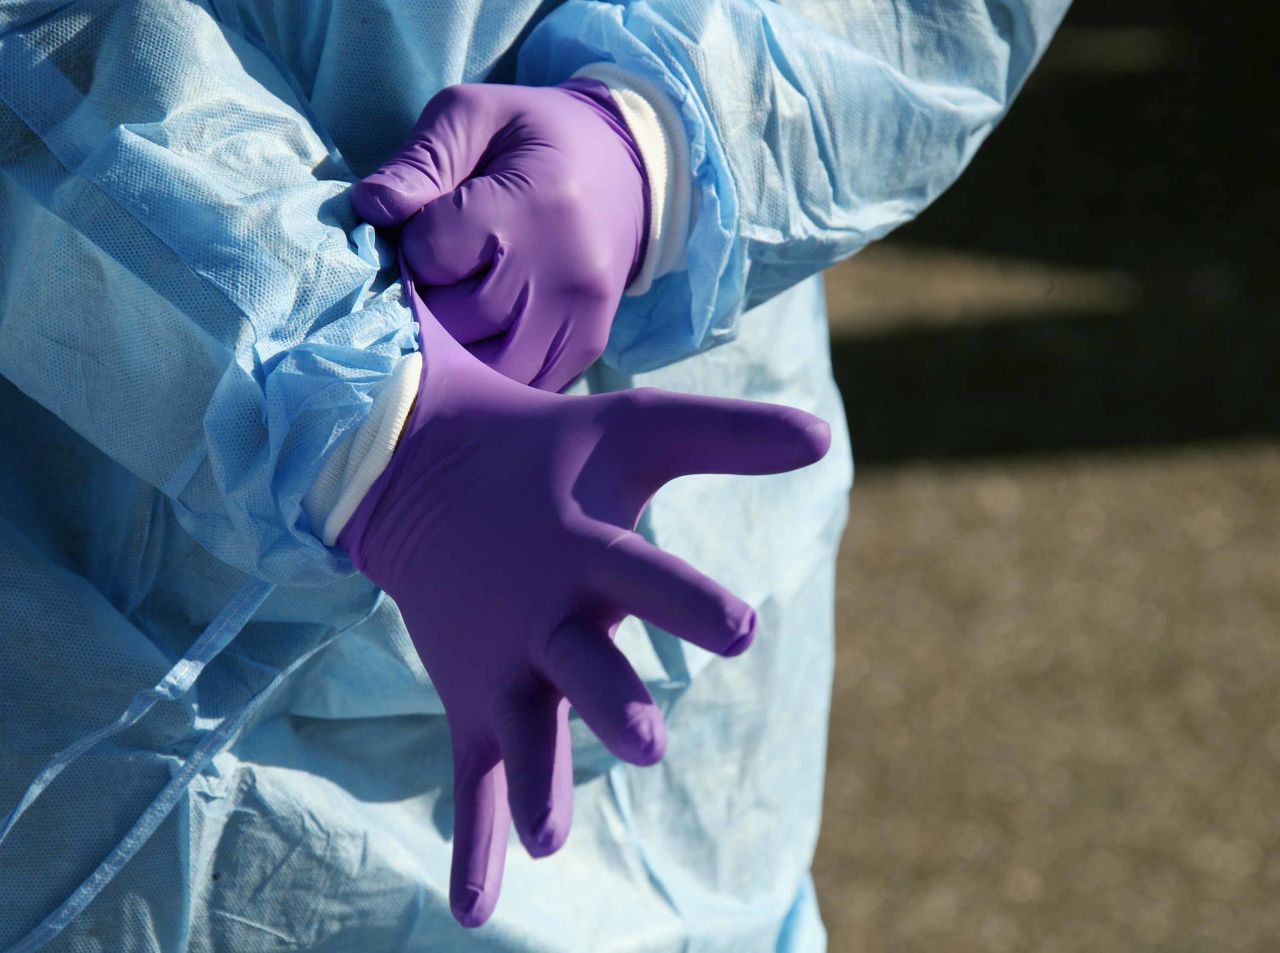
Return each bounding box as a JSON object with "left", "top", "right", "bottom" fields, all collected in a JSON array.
[
  {"left": 338, "top": 265, "right": 830, "bottom": 927},
  {"left": 352, "top": 80, "right": 647, "bottom": 393}
]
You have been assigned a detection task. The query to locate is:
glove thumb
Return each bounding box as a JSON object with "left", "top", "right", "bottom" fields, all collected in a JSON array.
[{"left": 352, "top": 85, "right": 499, "bottom": 226}]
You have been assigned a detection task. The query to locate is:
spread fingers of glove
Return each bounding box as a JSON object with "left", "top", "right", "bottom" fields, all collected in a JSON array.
[
  {"left": 618, "top": 388, "right": 832, "bottom": 483},
  {"left": 537, "top": 621, "right": 667, "bottom": 766},
  {"left": 353, "top": 85, "right": 502, "bottom": 226},
  {"left": 588, "top": 530, "right": 757, "bottom": 658},
  {"left": 494, "top": 688, "right": 573, "bottom": 858},
  {"left": 449, "top": 737, "right": 511, "bottom": 928}
]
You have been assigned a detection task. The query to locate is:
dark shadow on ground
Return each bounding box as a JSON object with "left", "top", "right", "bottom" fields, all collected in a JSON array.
[
  {"left": 831, "top": 0, "right": 1280, "bottom": 468},
  {"left": 833, "top": 305, "right": 1280, "bottom": 467},
  {"left": 898, "top": 2, "right": 1280, "bottom": 300}
]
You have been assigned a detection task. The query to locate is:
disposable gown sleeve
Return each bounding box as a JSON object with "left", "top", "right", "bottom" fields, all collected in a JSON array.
[
  {"left": 517, "top": 0, "right": 1073, "bottom": 372},
  {"left": 0, "top": 3, "right": 417, "bottom": 585}
]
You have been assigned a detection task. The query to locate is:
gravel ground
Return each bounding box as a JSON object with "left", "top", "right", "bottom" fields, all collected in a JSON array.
[
  {"left": 810, "top": 3, "right": 1280, "bottom": 948},
  {"left": 815, "top": 446, "right": 1280, "bottom": 952}
]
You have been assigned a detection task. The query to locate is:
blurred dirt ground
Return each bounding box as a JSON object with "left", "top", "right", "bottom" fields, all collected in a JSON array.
[
  {"left": 811, "top": 3, "right": 1280, "bottom": 950},
  {"left": 816, "top": 446, "right": 1280, "bottom": 952}
]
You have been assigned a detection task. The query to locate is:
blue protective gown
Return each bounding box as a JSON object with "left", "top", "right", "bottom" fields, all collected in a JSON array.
[{"left": 0, "top": 1, "right": 1068, "bottom": 949}]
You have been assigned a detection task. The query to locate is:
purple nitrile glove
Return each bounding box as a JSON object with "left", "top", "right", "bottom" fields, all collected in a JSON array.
[
  {"left": 337, "top": 260, "right": 830, "bottom": 928},
  {"left": 351, "top": 80, "right": 647, "bottom": 393}
]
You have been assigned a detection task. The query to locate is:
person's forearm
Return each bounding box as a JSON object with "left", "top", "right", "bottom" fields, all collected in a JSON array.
[
  {"left": 0, "top": 4, "right": 416, "bottom": 584},
  {"left": 518, "top": 0, "right": 1073, "bottom": 370}
]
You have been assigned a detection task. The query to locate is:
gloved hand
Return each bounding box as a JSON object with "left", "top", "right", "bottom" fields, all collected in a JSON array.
[
  {"left": 351, "top": 80, "right": 647, "bottom": 393},
  {"left": 338, "top": 264, "right": 830, "bottom": 928}
]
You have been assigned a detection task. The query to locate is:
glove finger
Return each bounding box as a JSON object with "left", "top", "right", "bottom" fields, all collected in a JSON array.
[
  {"left": 587, "top": 529, "right": 757, "bottom": 659},
  {"left": 352, "top": 84, "right": 501, "bottom": 226},
  {"left": 617, "top": 388, "right": 832, "bottom": 483},
  {"left": 449, "top": 735, "right": 511, "bottom": 928},
  {"left": 421, "top": 242, "right": 525, "bottom": 345},
  {"left": 537, "top": 620, "right": 667, "bottom": 766},
  {"left": 494, "top": 687, "right": 573, "bottom": 857},
  {"left": 400, "top": 176, "right": 511, "bottom": 286}
]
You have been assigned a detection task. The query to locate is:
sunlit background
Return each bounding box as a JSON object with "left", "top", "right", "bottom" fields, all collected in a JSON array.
[{"left": 813, "top": 2, "right": 1280, "bottom": 949}]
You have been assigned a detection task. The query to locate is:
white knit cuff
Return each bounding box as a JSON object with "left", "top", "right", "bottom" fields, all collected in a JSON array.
[
  {"left": 304, "top": 351, "right": 422, "bottom": 547},
  {"left": 574, "top": 63, "right": 692, "bottom": 296}
]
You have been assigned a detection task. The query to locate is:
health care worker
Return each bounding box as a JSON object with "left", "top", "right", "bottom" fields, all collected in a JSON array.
[{"left": 0, "top": 0, "right": 1069, "bottom": 949}]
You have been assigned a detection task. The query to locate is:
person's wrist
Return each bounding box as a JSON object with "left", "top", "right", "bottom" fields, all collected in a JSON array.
[
  {"left": 571, "top": 65, "right": 692, "bottom": 296},
  {"left": 304, "top": 351, "right": 422, "bottom": 548},
  {"left": 554, "top": 77, "right": 650, "bottom": 286}
]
